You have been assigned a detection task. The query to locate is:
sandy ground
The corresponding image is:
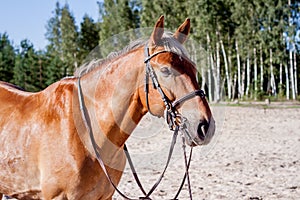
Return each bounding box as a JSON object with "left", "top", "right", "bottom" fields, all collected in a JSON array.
[{"left": 113, "top": 103, "right": 300, "bottom": 200}]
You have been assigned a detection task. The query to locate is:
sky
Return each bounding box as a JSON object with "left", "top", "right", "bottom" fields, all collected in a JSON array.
[{"left": 0, "top": 0, "right": 100, "bottom": 50}]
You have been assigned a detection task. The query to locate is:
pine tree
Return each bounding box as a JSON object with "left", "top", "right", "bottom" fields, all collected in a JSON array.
[
  {"left": 45, "top": 2, "right": 79, "bottom": 81},
  {"left": 98, "top": 0, "right": 139, "bottom": 57},
  {"left": 13, "top": 53, "right": 25, "bottom": 89},
  {"left": 99, "top": 0, "right": 137, "bottom": 41},
  {"left": 45, "top": 2, "right": 62, "bottom": 55},
  {"left": 45, "top": 2, "right": 64, "bottom": 83},
  {"left": 142, "top": 0, "right": 187, "bottom": 29},
  {"left": 45, "top": 53, "right": 64, "bottom": 86},
  {"left": 60, "top": 3, "right": 79, "bottom": 76},
  {"left": 13, "top": 40, "right": 42, "bottom": 91},
  {"left": 78, "top": 15, "right": 100, "bottom": 64},
  {"left": 0, "top": 33, "right": 15, "bottom": 83}
]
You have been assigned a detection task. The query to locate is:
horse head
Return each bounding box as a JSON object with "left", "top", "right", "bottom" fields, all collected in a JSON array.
[{"left": 140, "top": 16, "right": 215, "bottom": 146}]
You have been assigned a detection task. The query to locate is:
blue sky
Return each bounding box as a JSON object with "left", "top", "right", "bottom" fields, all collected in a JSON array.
[{"left": 0, "top": 0, "right": 99, "bottom": 50}]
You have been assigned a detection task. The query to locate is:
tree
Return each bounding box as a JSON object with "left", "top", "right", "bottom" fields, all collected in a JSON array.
[
  {"left": 60, "top": 3, "right": 79, "bottom": 75},
  {"left": 78, "top": 15, "right": 100, "bottom": 63},
  {"left": 45, "top": 2, "right": 64, "bottom": 83},
  {"left": 13, "top": 40, "right": 44, "bottom": 91},
  {"left": 187, "top": 0, "right": 234, "bottom": 102},
  {"left": 45, "top": 52, "right": 64, "bottom": 86},
  {"left": 287, "top": 0, "right": 298, "bottom": 100},
  {"left": 99, "top": 0, "right": 138, "bottom": 42},
  {"left": 0, "top": 33, "right": 15, "bottom": 82},
  {"left": 45, "top": 2, "right": 62, "bottom": 55},
  {"left": 4, "top": 0, "right": 300, "bottom": 99},
  {"left": 45, "top": 2, "right": 79, "bottom": 81},
  {"left": 98, "top": 0, "right": 140, "bottom": 57},
  {"left": 141, "top": 0, "right": 187, "bottom": 29}
]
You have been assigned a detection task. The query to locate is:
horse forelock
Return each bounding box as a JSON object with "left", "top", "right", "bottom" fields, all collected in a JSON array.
[
  {"left": 160, "top": 32, "right": 189, "bottom": 58},
  {"left": 74, "top": 32, "right": 190, "bottom": 77}
]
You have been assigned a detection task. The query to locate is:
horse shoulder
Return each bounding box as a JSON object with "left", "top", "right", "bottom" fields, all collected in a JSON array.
[{"left": 37, "top": 79, "right": 110, "bottom": 199}]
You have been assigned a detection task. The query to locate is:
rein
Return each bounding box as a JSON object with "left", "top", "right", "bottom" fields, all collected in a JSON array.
[{"left": 77, "top": 44, "right": 206, "bottom": 200}]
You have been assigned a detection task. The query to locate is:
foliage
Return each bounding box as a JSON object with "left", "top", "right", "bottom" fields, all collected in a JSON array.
[
  {"left": 98, "top": 0, "right": 138, "bottom": 41},
  {"left": 78, "top": 15, "right": 100, "bottom": 64},
  {"left": 0, "top": 33, "right": 15, "bottom": 83},
  {"left": 60, "top": 3, "right": 79, "bottom": 75},
  {"left": 0, "top": 0, "right": 299, "bottom": 101},
  {"left": 13, "top": 40, "right": 46, "bottom": 91}
]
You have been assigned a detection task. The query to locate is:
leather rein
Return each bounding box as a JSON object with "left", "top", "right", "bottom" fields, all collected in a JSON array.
[{"left": 77, "top": 44, "right": 206, "bottom": 200}]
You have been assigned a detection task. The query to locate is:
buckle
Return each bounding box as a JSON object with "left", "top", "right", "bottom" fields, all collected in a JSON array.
[{"left": 164, "top": 108, "right": 183, "bottom": 131}]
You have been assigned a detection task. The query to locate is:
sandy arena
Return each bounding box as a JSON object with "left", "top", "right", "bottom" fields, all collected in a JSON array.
[{"left": 113, "top": 103, "right": 300, "bottom": 200}]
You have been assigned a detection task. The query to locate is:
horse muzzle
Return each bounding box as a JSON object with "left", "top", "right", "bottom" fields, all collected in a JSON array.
[{"left": 180, "top": 117, "right": 215, "bottom": 147}]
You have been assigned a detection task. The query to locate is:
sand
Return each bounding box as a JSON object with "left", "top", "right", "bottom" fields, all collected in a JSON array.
[
  {"left": 113, "top": 103, "right": 300, "bottom": 200},
  {"left": 2, "top": 103, "right": 299, "bottom": 200}
]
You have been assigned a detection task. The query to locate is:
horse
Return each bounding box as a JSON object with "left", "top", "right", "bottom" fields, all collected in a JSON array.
[{"left": 0, "top": 16, "right": 215, "bottom": 200}]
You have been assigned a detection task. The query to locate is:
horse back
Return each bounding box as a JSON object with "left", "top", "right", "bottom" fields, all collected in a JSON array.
[
  {"left": 0, "top": 79, "right": 76, "bottom": 113},
  {"left": 0, "top": 79, "right": 85, "bottom": 197}
]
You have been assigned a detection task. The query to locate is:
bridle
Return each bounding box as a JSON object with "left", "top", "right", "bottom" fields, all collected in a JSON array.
[
  {"left": 77, "top": 44, "right": 206, "bottom": 200},
  {"left": 144, "top": 44, "right": 205, "bottom": 131}
]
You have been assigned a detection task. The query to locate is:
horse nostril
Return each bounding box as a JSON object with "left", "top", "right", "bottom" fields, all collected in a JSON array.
[{"left": 197, "top": 120, "right": 209, "bottom": 141}]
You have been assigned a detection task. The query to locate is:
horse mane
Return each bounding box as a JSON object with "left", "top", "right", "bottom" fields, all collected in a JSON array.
[
  {"left": 74, "top": 32, "right": 189, "bottom": 77},
  {"left": 0, "top": 81, "right": 26, "bottom": 91}
]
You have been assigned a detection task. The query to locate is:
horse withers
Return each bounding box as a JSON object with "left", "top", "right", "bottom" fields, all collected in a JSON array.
[{"left": 0, "top": 16, "right": 215, "bottom": 200}]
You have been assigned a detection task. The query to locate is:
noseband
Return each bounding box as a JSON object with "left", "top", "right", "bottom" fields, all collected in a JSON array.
[{"left": 144, "top": 44, "right": 206, "bottom": 130}]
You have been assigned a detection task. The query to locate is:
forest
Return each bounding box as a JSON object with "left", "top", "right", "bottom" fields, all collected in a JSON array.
[{"left": 0, "top": 0, "right": 299, "bottom": 102}]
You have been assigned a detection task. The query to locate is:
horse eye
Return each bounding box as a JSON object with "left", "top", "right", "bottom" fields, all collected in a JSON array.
[{"left": 160, "top": 67, "right": 171, "bottom": 76}]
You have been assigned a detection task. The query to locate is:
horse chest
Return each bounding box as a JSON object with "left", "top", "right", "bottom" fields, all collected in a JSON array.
[{"left": 53, "top": 157, "right": 120, "bottom": 200}]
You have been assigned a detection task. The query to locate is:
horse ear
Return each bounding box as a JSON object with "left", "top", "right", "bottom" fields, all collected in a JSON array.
[
  {"left": 150, "top": 15, "right": 164, "bottom": 46},
  {"left": 173, "top": 18, "right": 190, "bottom": 44}
]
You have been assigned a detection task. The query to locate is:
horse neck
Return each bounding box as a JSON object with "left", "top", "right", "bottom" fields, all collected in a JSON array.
[{"left": 79, "top": 49, "right": 146, "bottom": 148}]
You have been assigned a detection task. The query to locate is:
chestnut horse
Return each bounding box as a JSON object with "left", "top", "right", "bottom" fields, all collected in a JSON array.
[{"left": 0, "top": 16, "right": 215, "bottom": 199}]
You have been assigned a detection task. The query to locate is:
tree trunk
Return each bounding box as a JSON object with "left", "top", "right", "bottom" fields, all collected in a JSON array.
[
  {"left": 289, "top": 50, "right": 296, "bottom": 100},
  {"left": 232, "top": 72, "right": 237, "bottom": 100},
  {"left": 270, "top": 49, "right": 277, "bottom": 96},
  {"left": 260, "top": 44, "right": 264, "bottom": 91},
  {"left": 293, "top": 51, "right": 298, "bottom": 96},
  {"left": 206, "top": 33, "right": 213, "bottom": 102},
  {"left": 279, "top": 61, "right": 283, "bottom": 96},
  {"left": 288, "top": 0, "right": 296, "bottom": 100},
  {"left": 228, "top": 34, "right": 234, "bottom": 100},
  {"left": 220, "top": 38, "right": 231, "bottom": 100},
  {"left": 253, "top": 48, "right": 258, "bottom": 100},
  {"left": 191, "top": 42, "right": 206, "bottom": 91},
  {"left": 215, "top": 38, "right": 221, "bottom": 102},
  {"left": 210, "top": 52, "right": 217, "bottom": 102},
  {"left": 236, "top": 40, "right": 241, "bottom": 99},
  {"left": 285, "top": 62, "right": 290, "bottom": 100},
  {"left": 245, "top": 52, "right": 251, "bottom": 97},
  {"left": 208, "top": 53, "right": 214, "bottom": 102},
  {"left": 241, "top": 61, "right": 246, "bottom": 98},
  {"left": 201, "top": 65, "right": 206, "bottom": 91}
]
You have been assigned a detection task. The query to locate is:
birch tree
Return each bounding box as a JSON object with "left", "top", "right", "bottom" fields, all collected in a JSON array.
[
  {"left": 285, "top": 63, "right": 290, "bottom": 99},
  {"left": 288, "top": 0, "right": 296, "bottom": 100},
  {"left": 245, "top": 52, "right": 251, "bottom": 97},
  {"left": 289, "top": 50, "right": 296, "bottom": 99},
  {"left": 253, "top": 47, "right": 258, "bottom": 100}
]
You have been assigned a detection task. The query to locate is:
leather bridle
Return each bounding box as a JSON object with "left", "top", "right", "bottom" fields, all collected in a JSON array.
[
  {"left": 77, "top": 44, "right": 207, "bottom": 200},
  {"left": 144, "top": 44, "right": 206, "bottom": 131}
]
